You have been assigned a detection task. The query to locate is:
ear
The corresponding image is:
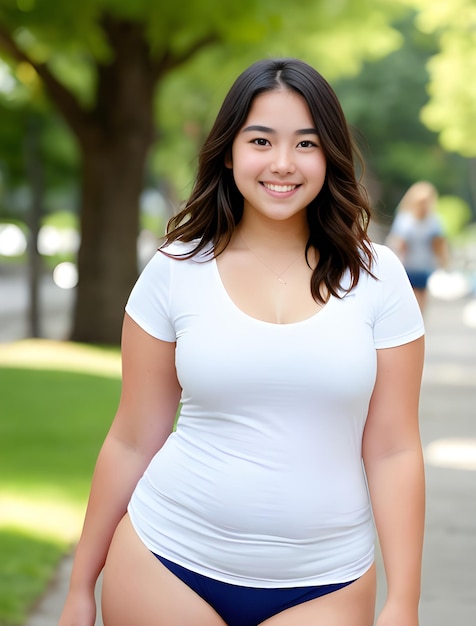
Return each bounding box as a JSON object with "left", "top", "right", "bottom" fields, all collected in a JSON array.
[{"left": 224, "top": 149, "right": 232, "bottom": 169}]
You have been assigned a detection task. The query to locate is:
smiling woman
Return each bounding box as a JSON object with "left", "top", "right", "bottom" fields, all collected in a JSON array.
[{"left": 58, "top": 58, "right": 425, "bottom": 626}]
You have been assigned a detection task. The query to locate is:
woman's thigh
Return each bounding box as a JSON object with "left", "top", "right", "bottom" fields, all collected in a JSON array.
[
  {"left": 260, "top": 563, "right": 377, "bottom": 626},
  {"left": 101, "top": 514, "right": 226, "bottom": 626}
]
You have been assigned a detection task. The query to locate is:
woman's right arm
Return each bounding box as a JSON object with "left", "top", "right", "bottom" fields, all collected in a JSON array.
[{"left": 58, "top": 314, "right": 181, "bottom": 626}]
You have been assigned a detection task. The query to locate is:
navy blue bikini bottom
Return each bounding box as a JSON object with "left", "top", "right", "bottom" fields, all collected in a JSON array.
[{"left": 153, "top": 553, "right": 356, "bottom": 626}]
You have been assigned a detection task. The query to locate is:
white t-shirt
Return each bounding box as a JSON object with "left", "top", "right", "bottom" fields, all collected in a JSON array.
[{"left": 126, "top": 241, "right": 424, "bottom": 587}]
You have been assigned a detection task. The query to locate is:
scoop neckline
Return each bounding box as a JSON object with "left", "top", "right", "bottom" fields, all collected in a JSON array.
[{"left": 211, "top": 257, "right": 334, "bottom": 327}]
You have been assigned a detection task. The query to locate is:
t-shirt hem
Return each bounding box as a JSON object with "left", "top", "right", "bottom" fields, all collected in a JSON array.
[
  {"left": 127, "top": 505, "right": 374, "bottom": 588},
  {"left": 125, "top": 303, "right": 176, "bottom": 342},
  {"left": 375, "top": 327, "right": 424, "bottom": 350}
]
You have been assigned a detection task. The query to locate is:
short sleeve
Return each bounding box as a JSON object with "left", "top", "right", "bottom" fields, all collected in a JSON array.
[
  {"left": 125, "top": 251, "right": 176, "bottom": 342},
  {"left": 388, "top": 212, "right": 411, "bottom": 239},
  {"left": 372, "top": 245, "right": 425, "bottom": 349}
]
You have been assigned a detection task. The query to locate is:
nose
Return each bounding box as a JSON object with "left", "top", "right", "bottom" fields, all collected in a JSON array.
[{"left": 270, "top": 147, "right": 296, "bottom": 175}]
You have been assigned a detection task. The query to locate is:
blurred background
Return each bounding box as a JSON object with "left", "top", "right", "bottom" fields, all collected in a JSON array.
[
  {"left": 0, "top": 0, "right": 475, "bottom": 345},
  {"left": 0, "top": 1, "right": 475, "bottom": 625}
]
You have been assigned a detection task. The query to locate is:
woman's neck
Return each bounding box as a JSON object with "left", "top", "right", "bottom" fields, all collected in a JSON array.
[{"left": 235, "top": 217, "right": 309, "bottom": 253}]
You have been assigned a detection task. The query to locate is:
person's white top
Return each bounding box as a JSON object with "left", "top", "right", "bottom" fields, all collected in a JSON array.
[
  {"left": 389, "top": 212, "right": 444, "bottom": 272},
  {"left": 125, "top": 241, "right": 424, "bottom": 587}
]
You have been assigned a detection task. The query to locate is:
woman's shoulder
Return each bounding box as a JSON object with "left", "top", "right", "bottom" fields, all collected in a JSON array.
[
  {"left": 365, "top": 242, "right": 407, "bottom": 282},
  {"left": 370, "top": 241, "right": 398, "bottom": 262},
  {"left": 159, "top": 238, "right": 214, "bottom": 262}
]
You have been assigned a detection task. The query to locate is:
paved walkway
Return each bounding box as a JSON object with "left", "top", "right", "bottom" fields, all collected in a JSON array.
[{"left": 22, "top": 294, "right": 476, "bottom": 625}]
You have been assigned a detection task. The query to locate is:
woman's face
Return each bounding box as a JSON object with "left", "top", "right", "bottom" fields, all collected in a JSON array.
[{"left": 227, "top": 89, "right": 327, "bottom": 226}]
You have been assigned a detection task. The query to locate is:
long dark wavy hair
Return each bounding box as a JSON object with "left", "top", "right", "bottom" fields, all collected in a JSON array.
[{"left": 163, "top": 58, "right": 375, "bottom": 302}]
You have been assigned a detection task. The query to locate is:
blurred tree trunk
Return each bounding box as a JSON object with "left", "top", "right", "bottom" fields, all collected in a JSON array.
[
  {"left": 70, "top": 19, "right": 156, "bottom": 344},
  {"left": 67, "top": 19, "right": 210, "bottom": 344},
  {"left": 72, "top": 126, "right": 152, "bottom": 343}
]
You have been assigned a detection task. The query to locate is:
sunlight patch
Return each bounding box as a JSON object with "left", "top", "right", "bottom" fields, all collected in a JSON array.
[
  {"left": 0, "top": 493, "right": 84, "bottom": 543},
  {"left": 0, "top": 339, "right": 121, "bottom": 377},
  {"left": 424, "top": 438, "right": 476, "bottom": 471},
  {"left": 462, "top": 300, "right": 476, "bottom": 329}
]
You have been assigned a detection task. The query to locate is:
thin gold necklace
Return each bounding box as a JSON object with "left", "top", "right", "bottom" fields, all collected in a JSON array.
[{"left": 238, "top": 233, "right": 304, "bottom": 285}]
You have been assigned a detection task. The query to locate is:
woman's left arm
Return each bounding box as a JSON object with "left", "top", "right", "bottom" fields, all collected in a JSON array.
[
  {"left": 363, "top": 336, "right": 425, "bottom": 626},
  {"left": 432, "top": 235, "right": 449, "bottom": 269}
]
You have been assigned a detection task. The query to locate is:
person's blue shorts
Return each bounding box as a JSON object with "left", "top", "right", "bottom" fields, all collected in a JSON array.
[
  {"left": 153, "top": 553, "right": 356, "bottom": 626},
  {"left": 406, "top": 269, "right": 432, "bottom": 290}
]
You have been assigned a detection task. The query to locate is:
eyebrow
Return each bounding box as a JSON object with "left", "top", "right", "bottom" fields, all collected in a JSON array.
[{"left": 241, "top": 125, "right": 318, "bottom": 136}]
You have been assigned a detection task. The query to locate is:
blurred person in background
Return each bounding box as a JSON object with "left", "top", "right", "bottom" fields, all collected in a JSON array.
[{"left": 386, "top": 181, "right": 449, "bottom": 312}]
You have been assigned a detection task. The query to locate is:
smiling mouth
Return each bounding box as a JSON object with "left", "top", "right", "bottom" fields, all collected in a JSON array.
[{"left": 262, "top": 183, "right": 298, "bottom": 193}]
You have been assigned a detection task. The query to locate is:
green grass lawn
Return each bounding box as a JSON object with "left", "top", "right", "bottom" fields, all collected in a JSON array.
[{"left": 0, "top": 340, "right": 121, "bottom": 626}]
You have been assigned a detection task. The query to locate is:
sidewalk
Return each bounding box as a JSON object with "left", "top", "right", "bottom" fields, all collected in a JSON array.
[
  {"left": 416, "top": 295, "right": 476, "bottom": 624},
  {"left": 24, "top": 294, "right": 476, "bottom": 626}
]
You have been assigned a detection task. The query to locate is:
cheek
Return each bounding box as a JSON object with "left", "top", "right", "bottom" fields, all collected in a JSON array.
[
  {"left": 310, "top": 155, "right": 327, "bottom": 183},
  {"left": 232, "top": 150, "right": 265, "bottom": 181},
  {"left": 304, "top": 158, "right": 326, "bottom": 198}
]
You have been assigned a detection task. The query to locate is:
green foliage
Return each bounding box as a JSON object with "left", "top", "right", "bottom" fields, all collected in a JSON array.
[
  {"left": 332, "top": 13, "right": 471, "bottom": 217},
  {"left": 436, "top": 195, "right": 472, "bottom": 239},
  {"left": 0, "top": 81, "right": 78, "bottom": 220},
  {"left": 403, "top": 0, "right": 476, "bottom": 156},
  {"left": 0, "top": 0, "right": 408, "bottom": 195},
  {"left": 421, "top": 32, "right": 476, "bottom": 157},
  {"left": 41, "top": 210, "right": 78, "bottom": 229},
  {"left": 0, "top": 1, "right": 404, "bottom": 76}
]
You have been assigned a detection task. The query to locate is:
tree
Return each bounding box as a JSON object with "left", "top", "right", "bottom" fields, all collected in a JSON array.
[
  {"left": 403, "top": 0, "right": 476, "bottom": 157},
  {"left": 0, "top": 0, "right": 406, "bottom": 343},
  {"left": 332, "top": 13, "right": 472, "bottom": 220}
]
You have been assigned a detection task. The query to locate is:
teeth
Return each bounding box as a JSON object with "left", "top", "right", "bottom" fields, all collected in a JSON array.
[{"left": 264, "top": 183, "right": 297, "bottom": 193}]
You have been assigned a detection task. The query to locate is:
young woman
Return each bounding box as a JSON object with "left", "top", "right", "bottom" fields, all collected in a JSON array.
[
  {"left": 59, "top": 58, "right": 425, "bottom": 626},
  {"left": 386, "top": 181, "right": 449, "bottom": 312}
]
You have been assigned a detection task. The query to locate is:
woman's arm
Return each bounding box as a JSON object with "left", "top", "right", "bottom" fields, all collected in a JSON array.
[
  {"left": 58, "top": 314, "right": 181, "bottom": 625},
  {"left": 432, "top": 235, "right": 449, "bottom": 269},
  {"left": 363, "top": 337, "right": 425, "bottom": 626}
]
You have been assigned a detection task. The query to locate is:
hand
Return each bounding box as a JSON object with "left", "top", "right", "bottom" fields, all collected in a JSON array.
[
  {"left": 376, "top": 601, "right": 419, "bottom": 626},
  {"left": 57, "top": 588, "right": 97, "bottom": 626}
]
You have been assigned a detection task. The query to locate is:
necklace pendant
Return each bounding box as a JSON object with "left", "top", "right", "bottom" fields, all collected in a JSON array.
[{"left": 278, "top": 277, "right": 287, "bottom": 285}]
